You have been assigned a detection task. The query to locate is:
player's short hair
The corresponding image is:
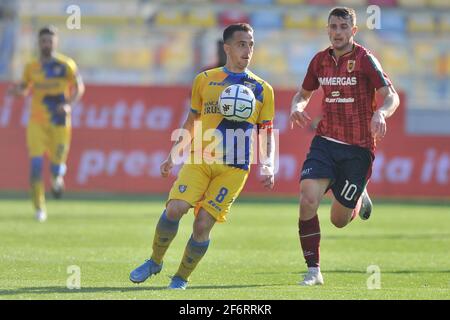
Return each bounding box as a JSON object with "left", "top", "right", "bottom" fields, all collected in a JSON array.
[
  {"left": 223, "top": 23, "right": 253, "bottom": 43},
  {"left": 328, "top": 7, "right": 356, "bottom": 27},
  {"left": 38, "top": 25, "right": 58, "bottom": 37}
]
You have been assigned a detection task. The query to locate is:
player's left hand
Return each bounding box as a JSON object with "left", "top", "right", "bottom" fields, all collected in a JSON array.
[
  {"left": 259, "top": 166, "right": 274, "bottom": 190},
  {"left": 260, "top": 174, "right": 274, "bottom": 190},
  {"left": 371, "top": 110, "right": 386, "bottom": 140},
  {"left": 56, "top": 103, "right": 71, "bottom": 116}
]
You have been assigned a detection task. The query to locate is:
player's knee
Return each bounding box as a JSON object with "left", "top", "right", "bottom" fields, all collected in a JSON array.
[
  {"left": 330, "top": 215, "right": 349, "bottom": 228},
  {"left": 166, "top": 200, "right": 190, "bottom": 220},
  {"left": 30, "top": 157, "right": 44, "bottom": 182},
  {"left": 299, "top": 193, "right": 320, "bottom": 215}
]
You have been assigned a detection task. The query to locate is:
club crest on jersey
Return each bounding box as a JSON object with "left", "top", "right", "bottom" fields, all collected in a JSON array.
[
  {"left": 243, "top": 81, "right": 256, "bottom": 92},
  {"left": 178, "top": 185, "right": 187, "bottom": 193},
  {"left": 347, "top": 60, "right": 356, "bottom": 73}
]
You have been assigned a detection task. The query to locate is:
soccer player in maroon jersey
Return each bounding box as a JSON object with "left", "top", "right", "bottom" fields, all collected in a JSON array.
[{"left": 289, "top": 7, "right": 400, "bottom": 286}]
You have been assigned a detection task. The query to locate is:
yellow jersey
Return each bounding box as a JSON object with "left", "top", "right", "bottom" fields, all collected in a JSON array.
[
  {"left": 190, "top": 67, "right": 275, "bottom": 170},
  {"left": 22, "top": 53, "right": 79, "bottom": 126}
]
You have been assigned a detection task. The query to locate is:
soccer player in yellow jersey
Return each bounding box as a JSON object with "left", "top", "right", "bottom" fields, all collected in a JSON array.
[
  {"left": 130, "top": 23, "right": 276, "bottom": 289},
  {"left": 8, "top": 26, "right": 85, "bottom": 222}
]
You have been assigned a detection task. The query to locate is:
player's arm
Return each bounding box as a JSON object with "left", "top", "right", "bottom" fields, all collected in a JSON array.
[
  {"left": 160, "top": 109, "right": 200, "bottom": 178},
  {"left": 362, "top": 53, "right": 400, "bottom": 140},
  {"left": 57, "top": 73, "right": 85, "bottom": 115},
  {"left": 7, "top": 63, "right": 31, "bottom": 97},
  {"left": 371, "top": 85, "right": 400, "bottom": 140},
  {"left": 7, "top": 82, "right": 30, "bottom": 97},
  {"left": 67, "top": 73, "right": 85, "bottom": 106},
  {"left": 257, "top": 84, "right": 276, "bottom": 190},
  {"left": 290, "top": 53, "right": 319, "bottom": 129},
  {"left": 289, "top": 87, "right": 314, "bottom": 129},
  {"left": 258, "top": 121, "right": 275, "bottom": 190}
]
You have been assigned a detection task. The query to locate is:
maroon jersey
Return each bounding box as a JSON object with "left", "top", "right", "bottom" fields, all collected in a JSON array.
[{"left": 302, "top": 42, "right": 392, "bottom": 152}]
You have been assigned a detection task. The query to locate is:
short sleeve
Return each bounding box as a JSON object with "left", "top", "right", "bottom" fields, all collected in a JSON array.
[
  {"left": 22, "top": 63, "right": 32, "bottom": 86},
  {"left": 301, "top": 54, "right": 320, "bottom": 91},
  {"left": 361, "top": 53, "right": 392, "bottom": 90},
  {"left": 257, "top": 82, "right": 275, "bottom": 124},
  {"left": 190, "top": 73, "right": 204, "bottom": 114},
  {"left": 65, "top": 58, "right": 79, "bottom": 84}
]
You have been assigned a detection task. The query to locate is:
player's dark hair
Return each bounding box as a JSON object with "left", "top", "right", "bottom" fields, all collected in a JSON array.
[
  {"left": 38, "top": 25, "right": 58, "bottom": 37},
  {"left": 223, "top": 23, "right": 253, "bottom": 43},
  {"left": 328, "top": 7, "right": 356, "bottom": 26}
]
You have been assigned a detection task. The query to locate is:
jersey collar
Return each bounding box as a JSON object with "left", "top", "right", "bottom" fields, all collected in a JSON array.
[{"left": 223, "top": 66, "right": 248, "bottom": 76}]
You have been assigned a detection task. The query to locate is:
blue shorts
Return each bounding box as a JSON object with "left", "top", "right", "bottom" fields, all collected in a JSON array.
[{"left": 300, "top": 135, "right": 374, "bottom": 209}]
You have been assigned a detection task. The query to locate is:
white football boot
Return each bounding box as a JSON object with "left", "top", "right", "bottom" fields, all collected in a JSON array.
[
  {"left": 299, "top": 267, "right": 324, "bottom": 286},
  {"left": 35, "top": 209, "right": 47, "bottom": 222}
]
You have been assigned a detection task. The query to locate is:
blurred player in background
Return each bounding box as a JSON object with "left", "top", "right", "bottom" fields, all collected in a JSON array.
[
  {"left": 8, "top": 25, "right": 85, "bottom": 222},
  {"left": 130, "top": 23, "right": 275, "bottom": 289},
  {"left": 290, "top": 7, "right": 400, "bottom": 286}
]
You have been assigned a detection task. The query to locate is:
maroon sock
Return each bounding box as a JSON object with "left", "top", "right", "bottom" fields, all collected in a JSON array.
[{"left": 298, "top": 215, "right": 321, "bottom": 268}]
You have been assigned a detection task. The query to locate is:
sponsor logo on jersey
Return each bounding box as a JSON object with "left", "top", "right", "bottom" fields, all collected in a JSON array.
[
  {"left": 318, "top": 77, "right": 357, "bottom": 86},
  {"left": 243, "top": 81, "right": 256, "bottom": 92},
  {"left": 209, "top": 81, "right": 230, "bottom": 86},
  {"left": 325, "top": 97, "right": 355, "bottom": 103},
  {"left": 331, "top": 91, "right": 340, "bottom": 97},
  {"left": 203, "top": 101, "right": 221, "bottom": 114},
  {"left": 347, "top": 60, "right": 356, "bottom": 73}
]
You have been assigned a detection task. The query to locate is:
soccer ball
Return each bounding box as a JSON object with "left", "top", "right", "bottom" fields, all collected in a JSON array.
[{"left": 218, "top": 84, "right": 255, "bottom": 122}]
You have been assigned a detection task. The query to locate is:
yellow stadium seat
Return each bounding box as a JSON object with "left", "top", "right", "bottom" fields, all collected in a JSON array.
[
  {"left": 438, "top": 13, "right": 450, "bottom": 33},
  {"left": 335, "top": 0, "right": 367, "bottom": 6},
  {"left": 186, "top": 9, "right": 217, "bottom": 27},
  {"left": 154, "top": 10, "right": 186, "bottom": 27},
  {"left": 429, "top": 0, "right": 450, "bottom": 9},
  {"left": 115, "top": 49, "right": 153, "bottom": 70},
  {"left": 380, "top": 46, "right": 409, "bottom": 76},
  {"left": 396, "top": 0, "right": 427, "bottom": 7},
  {"left": 407, "top": 13, "right": 436, "bottom": 33},
  {"left": 284, "top": 12, "right": 315, "bottom": 29}
]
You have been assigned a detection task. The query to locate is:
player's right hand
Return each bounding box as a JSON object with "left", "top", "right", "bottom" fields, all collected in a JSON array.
[
  {"left": 160, "top": 158, "right": 173, "bottom": 178},
  {"left": 290, "top": 109, "right": 311, "bottom": 129}
]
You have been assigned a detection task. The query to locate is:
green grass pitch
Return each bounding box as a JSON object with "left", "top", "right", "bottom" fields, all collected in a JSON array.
[{"left": 0, "top": 193, "right": 449, "bottom": 300}]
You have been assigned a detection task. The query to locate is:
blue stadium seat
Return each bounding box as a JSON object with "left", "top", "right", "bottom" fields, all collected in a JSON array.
[
  {"left": 243, "top": 0, "right": 273, "bottom": 4},
  {"left": 250, "top": 10, "right": 283, "bottom": 29},
  {"left": 377, "top": 10, "right": 406, "bottom": 35}
]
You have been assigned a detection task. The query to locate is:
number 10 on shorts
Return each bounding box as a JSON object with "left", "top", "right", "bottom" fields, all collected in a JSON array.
[{"left": 341, "top": 180, "right": 358, "bottom": 201}]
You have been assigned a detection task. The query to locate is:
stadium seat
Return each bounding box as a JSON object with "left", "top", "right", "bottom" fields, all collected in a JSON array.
[
  {"left": 115, "top": 49, "right": 153, "bottom": 70},
  {"left": 377, "top": 10, "right": 406, "bottom": 34},
  {"left": 154, "top": 10, "right": 186, "bottom": 27},
  {"left": 438, "top": 12, "right": 450, "bottom": 33},
  {"left": 396, "top": 0, "right": 427, "bottom": 8},
  {"left": 407, "top": 13, "right": 436, "bottom": 33},
  {"left": 218, "top": 10, "right": 250, "bottom": 27},
  {"left": 243, "top": 0, "right": 273, "bottom": 4},
  {"left": 186, "top": 8, "right": 217, "bottom": 27},
  {"left": 379, "top": 46, "right": 409, "bottom": 76},
  {"left": 429, "top": 0, "right": 450, "bottom": 9},
  {"left": 214, "top": 0, "right": 242, "bottom": 3},
  {"left": 367, "top": 0, "right": 397, "bottom": 6},
  {"left": 335, "top": 0, "right": 368, "bottom": 7},
  {"left": 250, "top": 10, "right": 283, "bottom": 29},
  {"left": 284, "top": 11, "right": 315, "bottom": 29},
  {"left": 160, "top": 32, "right": 194, "bottom": 71},
  {"left": 275, "top": 0, "right": 305, "bottom": 5},
  {"left": 306, "top": 0, "right": 336, "bottom": 5}
]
